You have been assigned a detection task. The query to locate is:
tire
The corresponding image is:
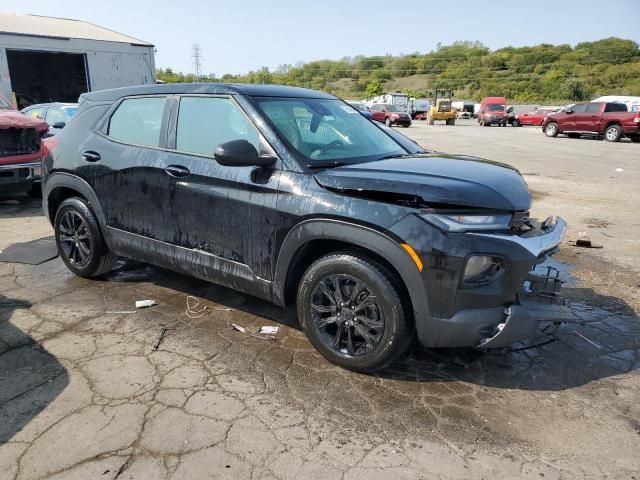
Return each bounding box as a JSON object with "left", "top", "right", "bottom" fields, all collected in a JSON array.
[
  {"left": 297, "top": 252, "right": 412, "bottom": 372},
  {"left": 479, "top": 120, "right": 484, "bottom": 127},
  {"left": 385, "top": 117, "right": 392, "bottom": 127},
  {"left": 27, "top": 182, "right": 42, "bottom": 198},
  {"left": 567, "top": 133, "right": 581, "bottom": 139},
  {"left": 54, "top": 197, "right": 117, "bottom": 278},
  {"left": 512, "top": 120, "right": 520, "bottom": 127},
  {"left": 446, "top": 118, "right": 456, "bottom": 126},
  {"left": 544, "top": 122, "right": 558, "bottom": 137},
  {"left": 604, "top": 124, "right": 623, "bottom": 142},
  {"left": 427, "top": 113, "right": 435, "bottom": 125}
]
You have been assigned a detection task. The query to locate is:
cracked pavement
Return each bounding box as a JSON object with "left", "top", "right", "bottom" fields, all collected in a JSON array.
[{"left": 2, "top": 121, "right": 640, "bottom": 480}]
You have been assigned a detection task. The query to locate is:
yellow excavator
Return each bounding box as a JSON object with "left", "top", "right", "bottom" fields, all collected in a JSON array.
[{"left": 426, "top": 89, "right": 457, "bottom": 125}]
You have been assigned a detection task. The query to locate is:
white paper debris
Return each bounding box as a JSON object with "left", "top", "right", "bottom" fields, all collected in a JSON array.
[{"left": 259, "top": 326, "right": 280, "bottom": 335}]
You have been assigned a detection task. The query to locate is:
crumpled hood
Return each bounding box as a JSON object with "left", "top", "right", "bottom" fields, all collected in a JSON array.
[
  {"left": 0, "top": 111, "right": 49, "bottom": 131},
  {"left": 314, "top": 154, "right": 532, "bottom": 211}
]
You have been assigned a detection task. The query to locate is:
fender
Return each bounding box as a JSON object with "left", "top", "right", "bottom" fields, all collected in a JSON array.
[
  {"left": 43, "top": 172, "right": 113, "bottom": 248},
  {"left": 272, "top": 218, "right": 430, "bottom": 319}
]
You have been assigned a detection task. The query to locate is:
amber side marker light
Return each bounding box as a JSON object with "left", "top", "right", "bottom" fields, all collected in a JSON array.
[{"left": 400, "top": 243, "right": 424, "bottom": 272}]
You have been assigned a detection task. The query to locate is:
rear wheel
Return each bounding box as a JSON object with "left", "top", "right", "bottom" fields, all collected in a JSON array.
[
  {"left": 54, "top": 197, "right": 117, "bottom": 278},
  {"left": 544, "top": 122, "right": 558, "bottom": 137},
  {"left": 512, "top": 119, "right": 520, "bottom": 127},
  {"left": 604, "top": 124, "right": 623, "bottom": 142},
  {"left": 385, "top": 117, "right": 392, "bottom": 127},
  {"left": 446, "top": 118, "right": 456, "bottom": 126},
  {"left": 297, "top": 252, "right": 411, "bottom": 372}
]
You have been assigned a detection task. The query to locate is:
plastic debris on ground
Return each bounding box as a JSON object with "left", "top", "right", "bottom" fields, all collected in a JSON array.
[{"left": 136, "top": 300, "right": 157, "bottom": 309}]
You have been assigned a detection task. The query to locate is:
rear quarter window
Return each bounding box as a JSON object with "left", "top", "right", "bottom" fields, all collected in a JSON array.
[
  {"left": 604, "top": 103, "right": 628, "bottom": 113},
  {"left": 107, "top": 97, "right": 167, "bottom": 147}
]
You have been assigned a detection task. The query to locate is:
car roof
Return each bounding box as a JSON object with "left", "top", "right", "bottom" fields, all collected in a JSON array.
[
  {"left": 81, "top": 83, "right": 337, "bottom": 103},
  {"left": 23, "top": 102, "right": 78, "bottom": 109}
]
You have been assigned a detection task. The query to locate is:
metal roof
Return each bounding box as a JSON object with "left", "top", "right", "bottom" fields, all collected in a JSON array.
[{"left": 0, "top": 12, "right": 153, "bottom": 46}]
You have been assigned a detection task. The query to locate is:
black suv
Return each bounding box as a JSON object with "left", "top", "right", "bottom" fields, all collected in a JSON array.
[{"left": 42, "top": 84, "right": 569, "bottom": 372}]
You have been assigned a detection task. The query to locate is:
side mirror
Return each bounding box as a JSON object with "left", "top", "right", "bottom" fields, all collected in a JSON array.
[
  {"left": 565, "top": 109, "right": 573, "bottom": 114},
  {"left": 52, "top": 121, "right": 66, "bottom": 129},
  {"left": 214, "top": 139, "right": 276, "bottom": 167}
]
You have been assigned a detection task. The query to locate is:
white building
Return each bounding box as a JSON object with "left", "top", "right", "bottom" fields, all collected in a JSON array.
[{"left": 0, "top": 12, "right": 155, "bottom": 108}]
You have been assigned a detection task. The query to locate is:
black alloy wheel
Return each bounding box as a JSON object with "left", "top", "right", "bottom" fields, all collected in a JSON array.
[
  {"left": 297, "top": 252, "right": 411, "bottom": 372},
  {"left": 54, "top": 197, "right": 117, "bottom": 278},
  {"left": 58, "top": 210, "right": 92, "bottom": 268},
  {"left": 310, "top": 274, "right": 384, "bottom": 356}
]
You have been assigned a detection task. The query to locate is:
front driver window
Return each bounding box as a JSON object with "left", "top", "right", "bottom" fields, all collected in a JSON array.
[{"left": 176, "top": 96, "right": 260, "bottom": 157}]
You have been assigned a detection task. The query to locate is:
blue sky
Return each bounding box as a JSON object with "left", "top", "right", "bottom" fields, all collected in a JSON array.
[{"left": 4, "top": 0, "right": 640, "bottom": 75}]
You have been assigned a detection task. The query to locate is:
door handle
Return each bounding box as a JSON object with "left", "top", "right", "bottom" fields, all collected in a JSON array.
[
  {"left": 82, "top": 150, "right": 101, "bottom": 162},
  {"left": 164, "top": 165, "right": 191, "bottom": 178}
]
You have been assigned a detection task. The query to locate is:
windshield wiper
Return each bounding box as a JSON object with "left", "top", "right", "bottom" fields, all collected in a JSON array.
[
  {"left": 377, "top": 153, "right": 414, "bottom": 161},
  {"left": 306, "top": 161, "right": 347, "bottom": 169}
]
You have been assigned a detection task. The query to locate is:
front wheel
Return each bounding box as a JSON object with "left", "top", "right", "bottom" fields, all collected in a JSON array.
[
  {"left": 385, "top": 117, "right": 392, "bottom": 127},
  {"left": 544, "top": 122, "right": 558, "bottom": 137},
  {"left": 297, "top": 252, "right": 412, "bottom": 372},
  {"left": 512, "top": 120, "right": 520, "bottom": 127},
  {"left": 54, "top": 197, "right": 117, "bottom": 278},
  {"left": 604, "top": 124, "right": 623, "bottom": 142}
]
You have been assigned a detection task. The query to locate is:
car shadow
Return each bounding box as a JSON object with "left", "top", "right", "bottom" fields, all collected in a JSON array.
[
  {"left": 0, "top": 194, "right": 44, "bottom": 220},
  {"left": 0, "top": 292, "right": 69, "bottom": 445},
  {"left": 101, "top": 260, "right": 639, "bottom": 392}
]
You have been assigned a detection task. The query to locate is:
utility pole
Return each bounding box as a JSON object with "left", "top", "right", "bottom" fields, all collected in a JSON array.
[{"left": 191, "top": 44, "right": 203, "bottom": 81}]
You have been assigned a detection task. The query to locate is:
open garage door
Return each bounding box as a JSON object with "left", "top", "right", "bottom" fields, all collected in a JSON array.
[{"left": 7, "top": 50, "right": 89, "bottom": 109}]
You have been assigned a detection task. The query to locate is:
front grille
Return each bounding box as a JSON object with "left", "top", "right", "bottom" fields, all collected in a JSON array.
[{"left": 0, "top": 128, "right": 41, "bottom": 158}]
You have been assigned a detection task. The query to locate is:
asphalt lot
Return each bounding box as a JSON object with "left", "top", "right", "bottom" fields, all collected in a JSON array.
[{"left": 1, "top": 121, "right": 639, "bottom": 479}]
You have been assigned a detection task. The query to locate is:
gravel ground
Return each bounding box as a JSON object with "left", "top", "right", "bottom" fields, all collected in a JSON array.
[{"left": 0, "top": 122, "right": 639, "bottom": 479}]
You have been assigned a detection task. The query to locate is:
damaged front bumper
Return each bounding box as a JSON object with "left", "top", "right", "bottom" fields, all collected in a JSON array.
[
  {"left": 390, "top": 215, "right": 572, "bottom": 349},
  {"left": 476, "top": 264, "right": 574, "bottom": 349}
]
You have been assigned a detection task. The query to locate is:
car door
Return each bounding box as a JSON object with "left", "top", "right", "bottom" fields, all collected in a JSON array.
[
  {"left": 577, "top": 103, "right": 602, "bottom": 132},
  {"left": 78, "top": 95, "right": 173, "bottom": 239},
  {"left": 161, "top": 95, "right": 281, "bottom": 284},
  {"left": 370, "top": 105, "right": 385, "bottom": 123},
  {"left": 562, "top": 103, "right": 587, "bottom": 131}
]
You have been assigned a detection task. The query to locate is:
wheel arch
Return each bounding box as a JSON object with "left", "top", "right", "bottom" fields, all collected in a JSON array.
[
  {"left": 603, "top": 121, "right": 622, "bottom": 131},
  {"left": 44, "top": 173, "right": 111, "bottom": 247},
  {"left": 273, "top": 219, "right": 429, "bottom": 319}
]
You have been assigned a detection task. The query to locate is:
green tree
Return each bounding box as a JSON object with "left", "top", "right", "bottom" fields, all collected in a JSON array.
[
  {"left": 365, "top": 81, "right": 383, "bottom": 98},
  {"left": 563, "top": 79, "right": 590, "bottom": 101}
]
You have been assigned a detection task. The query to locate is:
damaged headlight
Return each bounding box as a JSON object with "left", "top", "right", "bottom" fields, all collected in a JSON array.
[{"left": 421, "top": 213, "right": 512, "bottom": 232}]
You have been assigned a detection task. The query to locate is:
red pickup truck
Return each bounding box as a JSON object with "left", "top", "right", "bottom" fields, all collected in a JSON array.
[
  {"left": 541, "top": 102, "right": 640, "bottom": 142},
  {"left": 0, "top": 94, "right": 48, "bottom": 196}
]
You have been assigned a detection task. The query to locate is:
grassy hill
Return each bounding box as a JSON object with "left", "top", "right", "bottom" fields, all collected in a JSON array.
[{"left": 157, "top": 38, "right": 640, "bottom": 103}]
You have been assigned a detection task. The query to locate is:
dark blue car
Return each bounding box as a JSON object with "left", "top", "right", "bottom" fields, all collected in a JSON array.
[{"left": 348, "top": 102, "right": 372, "bottom": 120}]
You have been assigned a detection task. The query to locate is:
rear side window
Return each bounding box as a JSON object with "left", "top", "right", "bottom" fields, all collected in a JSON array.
[
  {"left": 604, "top": 103, "right": 628, "bottom": 112},
  {"left": 108, "top": 97, "right": 167, "bottom": 147},
  {"left": 175, "top": 96, "right": 260, "bottom": 156}
]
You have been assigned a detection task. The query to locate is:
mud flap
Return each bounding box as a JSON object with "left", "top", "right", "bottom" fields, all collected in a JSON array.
[{"left": 476, "top": 305, "right": 539, "bottom": 349}]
